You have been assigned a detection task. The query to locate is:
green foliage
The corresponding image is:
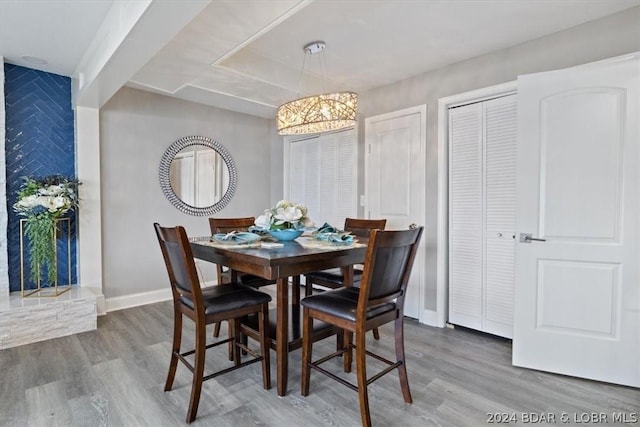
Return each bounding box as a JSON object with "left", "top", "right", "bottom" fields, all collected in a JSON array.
[
  {"left": 14, "top": 175, "right": 81, "bottom": 285},
  {"left": 24, "top": 214, "right": 58, "bottom": 284}
]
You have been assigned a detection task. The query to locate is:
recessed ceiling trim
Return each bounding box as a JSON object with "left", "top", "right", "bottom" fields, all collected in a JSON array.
[
  {"left": 184, "top": 83, "right": 278, "bottom": 108},
  {"left": 214, "top": 63, "right": 304, "bottom": 94},
  {"left": 210, "top": 0, "right": 313, "bottom": 67},
  {"left": 128, "top": 78, "right": 278, "bottom": 108}
]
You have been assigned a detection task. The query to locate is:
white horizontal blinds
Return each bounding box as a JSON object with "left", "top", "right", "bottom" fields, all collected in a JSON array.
[
  {"left": 484, "top": 95, "right": 517, "bottom": 338},
  {"left": 287, "top": 129, "right": 356, "bottom": 228},
  {"left": 449, "top": 102, "right": 484, "bottom": 329}
]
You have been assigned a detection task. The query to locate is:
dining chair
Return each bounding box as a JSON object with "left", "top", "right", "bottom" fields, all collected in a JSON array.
[
  {"left": 154, "top": 223, "right": 271, "bottom": 424},
  {"left": 304, "top": 218, "right": 387, "bottom": 340},
  {"left": 208, "top": 217, "right": 277, "bottom": 339},
  {"left": 300, "top": 226, "right": 423, "bottom": 427}
]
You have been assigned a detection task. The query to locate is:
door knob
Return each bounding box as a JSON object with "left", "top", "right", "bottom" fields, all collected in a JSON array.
[{"left": 409, "top": 223, "right": 418, "bottom": 229}]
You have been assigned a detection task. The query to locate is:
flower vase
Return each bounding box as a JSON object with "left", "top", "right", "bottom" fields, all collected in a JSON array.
[{"left": 19, "top": 217, "right": 72, "bottom": 297}]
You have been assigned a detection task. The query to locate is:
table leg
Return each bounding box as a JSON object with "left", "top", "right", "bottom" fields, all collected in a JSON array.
[
  {"left": 276, "top": 276, "right": 289, "bottom": 396},
  {"left": 291, "top": 274, "right": 300, "bottom": 306}
]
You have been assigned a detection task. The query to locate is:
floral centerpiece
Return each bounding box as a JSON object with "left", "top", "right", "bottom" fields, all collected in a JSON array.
[
  {"left": 255, "top": 200, "right": 314, "bottom": 230},
  {"left": 255, "top": 200, "right": 314, "bottom": 241},
  {"left": 13, "top": 175, "right": 81, "bottom": 284}
]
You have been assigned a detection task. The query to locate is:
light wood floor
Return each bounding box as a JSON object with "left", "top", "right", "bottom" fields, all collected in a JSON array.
[{"left": 1, "top": 293, "right": 638, "bottom": 426}]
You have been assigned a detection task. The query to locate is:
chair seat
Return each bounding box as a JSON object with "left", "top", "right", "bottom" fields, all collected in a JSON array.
[
  {"left": 306, "top": 268, "right": 362, "bottom": 286},
  {"left": 243, "top": 305, "right": 337, "bottom": 344},
  {"left": 180, "top": 283, "right": 272, "bottom": 315},
  {"left": 301, "top": 287, "right": 395, "bottom": 322},
  {"left": 239, "top": 273, "right": 276, "bottom": 286},
  {"left": 220, "top": 269, "right": 275, "bottom": 287}
]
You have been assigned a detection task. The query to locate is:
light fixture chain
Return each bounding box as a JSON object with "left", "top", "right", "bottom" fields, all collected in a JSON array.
[
  {"left": 296, "top": 52, "right": 308, "bottom": 96},
  {"left": 320, "top": 49, "right": 327, "bottom": 94}
]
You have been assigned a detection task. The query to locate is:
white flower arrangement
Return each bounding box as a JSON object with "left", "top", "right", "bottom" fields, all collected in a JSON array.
[
  {"left": 14, "top": 176, "right": 81, "bottom": 285},
  {"left": 255, "top": 200, "right": 314, "bottom": 230}
]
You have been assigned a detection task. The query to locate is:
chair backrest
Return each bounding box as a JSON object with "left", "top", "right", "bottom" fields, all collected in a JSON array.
[
  {"left": 154, "top": 223, "right": 203, "bottom": 309},
  {"left": 357, "top": 227, "right": 423, "bottom": 316},
  {"left": 209, "top": 217, "right": 256, "bottom": 234},
  {"left": 344, "top": 218, "right": 387, "bottom": 238},
  {"left": 208, "top": 217, "right": 256, "bottom": 283}
]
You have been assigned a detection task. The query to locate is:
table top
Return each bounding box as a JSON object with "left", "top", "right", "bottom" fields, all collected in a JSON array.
[{"left": 190, "top": 236, "right": 367, "bottom": 280}]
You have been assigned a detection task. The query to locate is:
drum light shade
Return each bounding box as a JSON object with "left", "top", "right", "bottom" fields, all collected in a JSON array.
[{"left": 277, "top": 91, "right": 357, "bottom": 135}]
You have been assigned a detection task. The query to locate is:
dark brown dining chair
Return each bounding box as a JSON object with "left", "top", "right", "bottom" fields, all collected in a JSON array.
[
  {"left": 208, "top": 217, "right": 277, "bottom": 339},
  {"left": 154, "top": 223, "right": 271, "bottom": 424},
  {"left": 304, "top": 218, "right": 386, "bottom": 340},
  {"left": 304, "top": 218, "right": 386, "bottom": 296},
  {"left": 208, "top": 217, "right": 276, "bottom": 287},
  {"left": 300, "top": 226, "right": 423, "bottom": 427}
]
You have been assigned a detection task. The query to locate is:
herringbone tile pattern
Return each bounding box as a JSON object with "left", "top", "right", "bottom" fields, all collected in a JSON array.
[{"left": 4, "top": 64, "right": 77, "bottom": 292}]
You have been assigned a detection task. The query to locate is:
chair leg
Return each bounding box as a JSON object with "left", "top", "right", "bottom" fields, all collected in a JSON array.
[
  {"left": 355, "top": 329, "right": 372, "bottom": 427},
  {"left": 165, "top": 308, "right": 182, "bottom": 392},
  {"left": 394, "top": 316, "right": 412, "bottom": 404},
  {"left": 186, "top": 319, "right": 207, "bottom": 423},
  {"left": 343, "top": 330, "right": 353, "bottom": 373},
  {"left": 213, "top": 321, "right": 222, "bottom": 337},
  {"left": 231, "top": 318, "right": 241, "bottom": 367},
  {"left": 227, "top": 322, "right": 234, "bottom": 362},
  {"left": 291, "top": 275, "right": 301, "bottom": 306},
  {"left": 259, "top": 304, "right": 271, "bottom": 390},
  {"left": 300, "top": 307, "right": 313, "bottom": 396},
  {"left": 372, "top": 327, "right": 380, "bottom": 340},
  {"left": 304, "top": 278, "right": 313, "bottom": 297}
]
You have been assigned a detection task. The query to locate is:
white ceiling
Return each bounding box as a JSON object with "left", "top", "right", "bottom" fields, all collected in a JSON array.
[{"left": 1, "top": 0, "right": 638, "bottom": 119}]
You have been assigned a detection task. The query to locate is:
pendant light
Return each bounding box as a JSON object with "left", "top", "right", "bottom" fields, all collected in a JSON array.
[{"left": 276, "top": 41, "right": 358, "bottom": 135}]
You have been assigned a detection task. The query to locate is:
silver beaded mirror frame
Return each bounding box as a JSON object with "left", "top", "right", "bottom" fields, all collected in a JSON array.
[{"left": 159, "top": 135, "right": 237, "bottom": 216}]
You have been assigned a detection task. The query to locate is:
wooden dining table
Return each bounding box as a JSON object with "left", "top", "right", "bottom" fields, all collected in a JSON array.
[{"left": 190, "top": 236, "right": 367, "bottom": 396}]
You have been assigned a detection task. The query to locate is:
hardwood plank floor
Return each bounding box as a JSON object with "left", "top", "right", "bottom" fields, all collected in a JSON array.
[{"left": 1, "top": 296, "right": 637, "bottom": 426}]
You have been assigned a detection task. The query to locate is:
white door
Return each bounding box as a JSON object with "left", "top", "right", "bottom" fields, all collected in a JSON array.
[
  {"left": 366, "top": 105, "right": 426, "bottom": 320},
  {"left": 513, "top": 53, "right": 640, "bottom": 387},
  {"left": 448, "top": 95, "right": 517, "bottom": 339}
]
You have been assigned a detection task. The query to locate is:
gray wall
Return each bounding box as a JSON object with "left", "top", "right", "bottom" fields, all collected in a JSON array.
[
  {"left": 269, "top": 7, "right": 640, "bottom": 313},
  {"left": 100, "top": 87, "right": 272, "bottom": 299}
]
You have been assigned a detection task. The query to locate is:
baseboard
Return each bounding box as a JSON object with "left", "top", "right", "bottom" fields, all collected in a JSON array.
[
  {"left": 105, "top": 288, "right": 172, "bottom": 312},
  {"left": 105, "top": 281, "right": 218, "bottom": 313}
]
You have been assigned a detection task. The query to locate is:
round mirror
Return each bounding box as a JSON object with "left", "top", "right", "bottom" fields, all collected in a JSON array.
[{"left": 159, "top": 135, "right": 237, "bottom": 216}]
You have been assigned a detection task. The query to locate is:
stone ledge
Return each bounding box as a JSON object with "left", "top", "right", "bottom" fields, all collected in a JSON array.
[{"left": 0, "top": 287, "right": 97, "bottom": 349}]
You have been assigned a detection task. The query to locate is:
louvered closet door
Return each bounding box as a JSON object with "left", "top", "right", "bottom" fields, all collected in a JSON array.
[
  {"left": 289, "top": 138, "right": 320, "bottom": 218},
  {"left": 449, "top": 102, "right": 484, "bottom": 331},
  {"left": 287, "top": 129, "right": 356, "bottom": 228},
  {"left": 318, "top": 130, "right": 357, "bottom": 226},
  {"left": 448, "top": 94, "right": 516, "bottom": 338},
  {"left": 484, "top": 95, "right": 517, "bottom": 338}
]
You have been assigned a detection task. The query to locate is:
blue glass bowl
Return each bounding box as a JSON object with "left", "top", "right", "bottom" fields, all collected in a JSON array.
[{"left": 268, "top": 229, "right": 304, "bottom": 241}]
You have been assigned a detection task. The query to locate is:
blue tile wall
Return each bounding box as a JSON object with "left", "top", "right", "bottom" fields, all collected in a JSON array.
[{"left": 4, "top": 63, "right": 77, "bottom": 292}]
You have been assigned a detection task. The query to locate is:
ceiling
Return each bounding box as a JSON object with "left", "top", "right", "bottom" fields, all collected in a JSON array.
[{"left": 1, "top": 0, "right": 638, "bottom": 119}]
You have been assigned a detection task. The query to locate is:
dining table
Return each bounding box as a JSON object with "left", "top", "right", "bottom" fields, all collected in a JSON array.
[{"left": 190, "top": 235, "right": 367, "bottom": 396}]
